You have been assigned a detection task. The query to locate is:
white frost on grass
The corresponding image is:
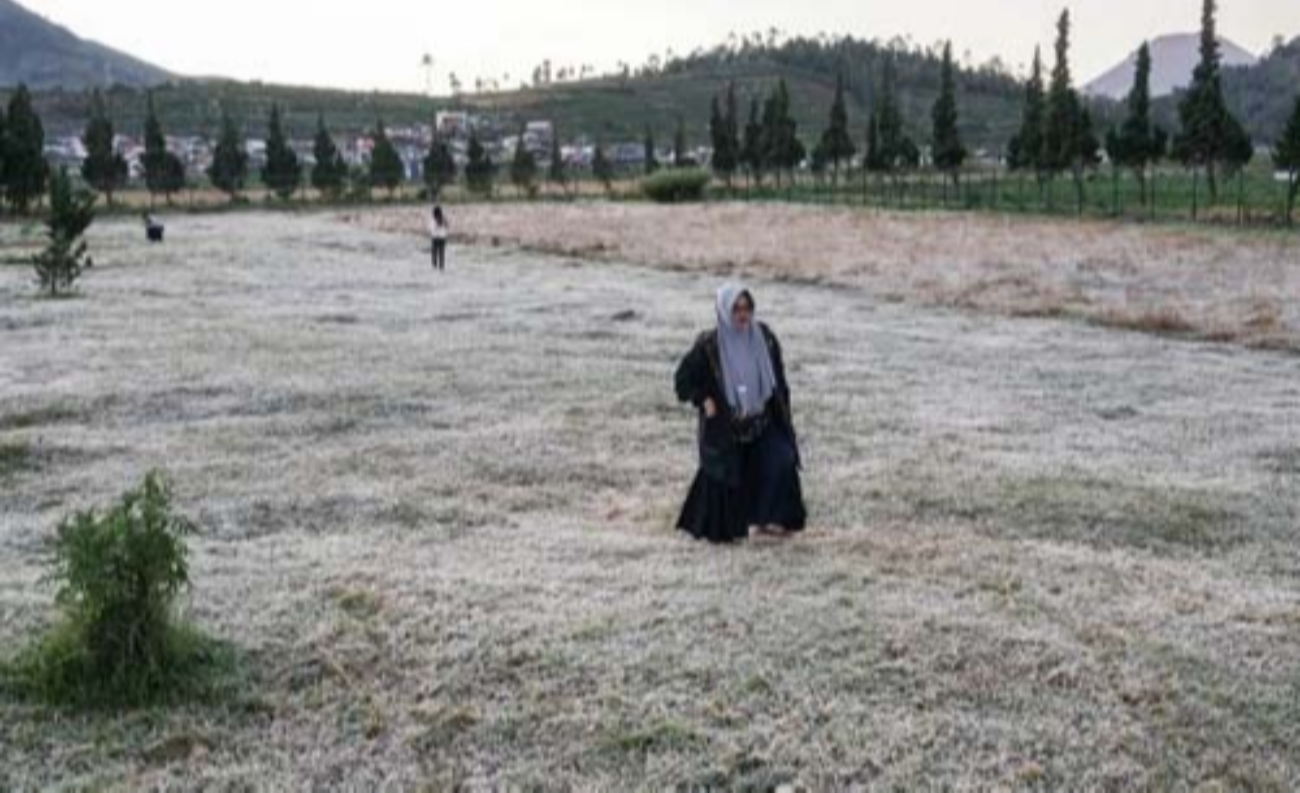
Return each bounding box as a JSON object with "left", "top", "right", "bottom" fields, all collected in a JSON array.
[{"left": 1, "top": 211, "right": 1298, "bottom": 789}]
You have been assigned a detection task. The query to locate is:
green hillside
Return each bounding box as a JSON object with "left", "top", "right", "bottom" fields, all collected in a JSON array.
[
  {"left": 8, "top": 33, "right": 1297, "bottom": 152},
  {"left": 14, "top": 37, "right": 1027, "bottom": 148},
  {"left": 1150, "top": 35, "right": 1300, "bottom": 146}
]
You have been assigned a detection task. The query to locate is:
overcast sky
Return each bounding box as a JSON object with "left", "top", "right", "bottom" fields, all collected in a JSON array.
[{"left": 21, "top": 0, "right": 1300, "bottom": 93}]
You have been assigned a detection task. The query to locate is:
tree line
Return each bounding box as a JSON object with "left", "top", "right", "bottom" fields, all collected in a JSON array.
[
  {"left": 703, "top": 41, "right": 968, "bottom": 197},
  {"left": 702, "top": 0, "right": 1300, "bottom": 224},
  {"left": 2, "top": 0, "right": 1299, "bottom": 222}
]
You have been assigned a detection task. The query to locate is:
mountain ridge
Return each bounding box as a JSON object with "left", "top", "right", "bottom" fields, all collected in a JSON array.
[
  {"left": 1084, "top": 33, "right": 1257, "bottom": 99},
  {"left": 0, "top": 0, "right": 173, "bottom": 90}
]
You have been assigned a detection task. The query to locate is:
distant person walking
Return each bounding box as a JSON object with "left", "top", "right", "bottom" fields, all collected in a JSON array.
[
  {"left": 675, "top": 283, "right": 806, "bottom": 543},
  {"left": 428, "top": 205, "right": 449, "bottom": 271}
]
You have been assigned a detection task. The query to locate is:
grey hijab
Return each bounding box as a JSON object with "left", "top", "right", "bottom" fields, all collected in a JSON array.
[{"left": 715, "top": 283, "right": 777, "bottom": 418}]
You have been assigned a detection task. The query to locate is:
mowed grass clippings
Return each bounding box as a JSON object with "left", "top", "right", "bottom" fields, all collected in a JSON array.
[{"left": 0, "top": 211, "right": 1298, "bottom": 788}]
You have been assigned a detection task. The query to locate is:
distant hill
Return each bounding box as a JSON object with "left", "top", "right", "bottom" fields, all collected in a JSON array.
[
  {"left": 0, "top": 0, "right": 173, "bottom": 90},
  {"left": 1146, "top": 36, "right": 1300, "bottom": 147},
  {"left": 5, "top": 11, "right": 1296, "bottom": 153},
  {"left": 14, "top": 37, "right": 1028, "bottom": 149},
  {"left": 1221, "top": 36, "right": 1300, "bottom": 145},
  {"left": 454, "top": 38, "right": 1027, "bottom": 149},
  {"left": 1085, "top": 34, "right": 1257, "bottom": 99}
]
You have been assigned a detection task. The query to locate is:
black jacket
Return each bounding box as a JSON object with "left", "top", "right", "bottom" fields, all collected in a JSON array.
[{"left": 674, "top": 323, "right": 801, "bottom": 486}]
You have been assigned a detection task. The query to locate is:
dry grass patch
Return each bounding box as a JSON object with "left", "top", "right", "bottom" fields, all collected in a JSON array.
[
  {"left": 356, "top": 203, "right": 1300, "bottom": 352},
  {"left": 1094, "top": 306, "right": 1198, "bottom": 336}
]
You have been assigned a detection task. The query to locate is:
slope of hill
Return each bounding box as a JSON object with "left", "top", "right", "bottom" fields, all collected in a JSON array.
[
  {"left": 14, "top": 36, "right": 1027, "bottom": 149},
  {"left": 1222, "top": 36, "right": 1300, "bottom": 145},
  {"left": 1146, "top": 36, "right": 1300, "bottom": 147},
  {"left": 1085, "top": 34, "right": 1257, "bottom": 99},
  {"left": 5, "top": 15, "right": 1295, "bottom": 152},
  {"left": 0, "top": 0, "right": 172, "bottom": 90},
  {"left": 463, "top": 40, "right": 1026, "bottom": 149}
]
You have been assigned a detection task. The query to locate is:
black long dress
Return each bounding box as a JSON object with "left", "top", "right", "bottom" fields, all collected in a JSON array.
[{"left": 674, "top": 323, "right": 807, "bottom": 543}]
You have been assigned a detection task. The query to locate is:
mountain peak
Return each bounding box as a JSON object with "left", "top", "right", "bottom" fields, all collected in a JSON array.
[
  {"left": 0, "top": 0, "right": 173, "bottom": 90},
  {"left": 1085, "top": 33, "right": 1258, "bottom": 99}
]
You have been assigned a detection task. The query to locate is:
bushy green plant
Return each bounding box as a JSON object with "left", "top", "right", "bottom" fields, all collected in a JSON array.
[
  {"left": 32, "top": 168, "right": 95, "bottom": 298},
  {"left": 3, "top": 472, "right": 234, "bottom": 708},
  {"left": 641, "top": 168, "right": 711, "bottom": 203}
]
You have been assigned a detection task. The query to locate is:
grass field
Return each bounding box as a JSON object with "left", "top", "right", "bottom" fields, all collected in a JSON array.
[
  {"left": 2, "top": 209, "right": 1299, "bottom": 788},
  {"left": 365, "top": 201, "right": 1300, "bottom": 353}
]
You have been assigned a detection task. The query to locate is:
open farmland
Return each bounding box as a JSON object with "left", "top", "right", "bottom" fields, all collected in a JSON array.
[{"left": 2, "top": 210, "right": 1299, "bottom": 788}]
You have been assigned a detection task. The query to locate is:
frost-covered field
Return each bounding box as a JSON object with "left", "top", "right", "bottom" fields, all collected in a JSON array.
[{"left": 2, "top": 211, "right": 1299, "bottom": 789}]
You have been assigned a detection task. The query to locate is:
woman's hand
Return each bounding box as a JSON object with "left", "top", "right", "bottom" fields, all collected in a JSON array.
[{"left": 703, "top": 398, "right": 719, "bottom": 419}]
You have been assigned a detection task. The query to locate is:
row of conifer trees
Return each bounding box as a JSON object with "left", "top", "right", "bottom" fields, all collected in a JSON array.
[{"left": 2, "top": 0, "right": 1298, "bottom": 221}]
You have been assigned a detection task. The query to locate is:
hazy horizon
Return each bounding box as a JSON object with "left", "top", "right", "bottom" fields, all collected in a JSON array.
[{"left": 18, "top": 0, "right": 1300, "bottom": 93}]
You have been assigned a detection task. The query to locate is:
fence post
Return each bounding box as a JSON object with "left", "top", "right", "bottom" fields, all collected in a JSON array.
[
  {"left": 1191, "top": 168, "right": 1200, "bottom": 223},
  {"left": 1236, "top": 170, "right": 1245, "bottom": 226}
]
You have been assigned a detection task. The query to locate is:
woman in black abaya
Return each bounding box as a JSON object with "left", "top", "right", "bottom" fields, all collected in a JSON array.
[{"left": 675, "top": 284, "right": 806, "bottom": 543}]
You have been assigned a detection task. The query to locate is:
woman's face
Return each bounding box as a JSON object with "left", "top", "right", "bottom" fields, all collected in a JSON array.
[{"left": 732, "top": 294, "right": 755, "bottom": 330}]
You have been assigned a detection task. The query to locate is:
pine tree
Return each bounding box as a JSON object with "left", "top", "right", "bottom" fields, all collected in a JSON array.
[
  {"left": 1113, "top": 42, "right": 1165, "bottom": 205},
  {"left": 865, "top": 111, "right": 882, "bottom": 172},
  {"left": 464, "top": 131, "right": 496, "bottom": 196},
  {"left": 742, "top": 98, "right": 765, "bottom": 186},
  {"left": 931, "top": 41, "right": 967, "bottom": 191},
  {"left": 1042, "top": 10, "right": 1080, "bottom": 180},
  {"left": 81, "top": 91, "right": 127, "bottom": 206},
  {"left": 32, "top": 168, "right": 95, "bottom": 297},
  {"left": 1007, "top": 47, "right": 1046, "bottom": 176},
  {"left": 866, "top": 58, "right": 914, "bottom": 175},
  {"left": 5, "top": 85, "right": 49, "bottom": 214},
  {"left": 368, "top": 120, "right": 405, "bottom": 197},
  {"left": 1175, "top": 0, "right": 1246, "bottom": 202},
  {"left": 261, "top": 104, "right": 300, "bottom": 200},
  {"left": 207, "top": 111, "right": 248, "bottom": 200},
  {"left": 821, "top": 72, "right": 856, "bottom": 186},
  {"left": 425, "top": 132, "right": 458, "bottom": 200},
  {"left": 1076, "top": 106, "right": 1101, "bottom": 170},
  {"left": 761, "top": 79, "right": 802, "bottom": 187},
  {"left": 709, "top": 86, "right": 741, "bottom": 187},
  {"left": 1273, "top": 95, "right": 1300, "bottom": 225},
  {"left": 547, "top": 133, "right": 567, "bottom": 194},
  {"left": 709, "top": 95, "right": 724, "bottom": 170},
  {"left": 1070, "top": 107, "right": 1103, "bottom": 215},
  {"left": 592, "top": 140, "right": 615, "bottom": 193},
  {"left": 643, "top": 127, "right": 659, "bottom": 175},
  {"left": 761, "top": 87, "right": 780, "bottom": 182},
  {"left": 142, "top": 92, "right": 184, "bottom": 205},
  {"left": 723, "top": 83, "right": 741, "bottom": 183},
  {"left": 510, "top": 126, "right": 539, "bottom": 197},
  {"left": 311, "top": 114, "right": 347, "bottom": 200}
]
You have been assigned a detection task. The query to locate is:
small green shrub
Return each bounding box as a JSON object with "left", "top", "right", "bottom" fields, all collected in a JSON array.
[
  {"left": 32, "top": 168, "right": 96, "bottom": 297},
  {"left": 2, "top": 472, "right": 236, "bottom": 708},
  {"left": 641, "top": 168, "right": 711, "bottom": 204}
]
